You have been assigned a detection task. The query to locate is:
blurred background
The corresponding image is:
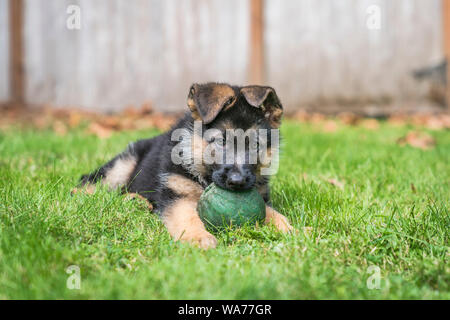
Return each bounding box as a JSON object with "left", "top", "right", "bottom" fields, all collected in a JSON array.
[{"left": 0, "top": 0, "right": 449, "bottom": 117}]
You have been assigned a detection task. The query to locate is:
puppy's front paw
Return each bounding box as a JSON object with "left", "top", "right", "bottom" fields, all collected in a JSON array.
[
  {"left": 265, "top": 207, "right": 294, "bottom": 233},
  {"left": 270, "top": 214, "right": 293, "bottom": 233},
  {"left": 163, "top": 199, "right": 218, "bottom": 249},
  {"left": 183, "top": 231, "right": 218, "bottom": 249}
]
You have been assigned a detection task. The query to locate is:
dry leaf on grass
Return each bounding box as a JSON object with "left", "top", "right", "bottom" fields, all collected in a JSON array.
[
  {"left": 52, "top": 120, "right": 67, "bottom": 136},
  {"left": 303, "top": 226, "right": 313, "bottom": 236},
  {"left": 323, "top": 120, "right": 338, "bottom": 132},
  {"left": 309, "top": 113, "right": 326, "bottom": 124},
  {"left": 360, "top": 119, "right": 380, "bottom": 130},
  {"left": 397, "top": 131, "right": 436, "bottom": 150},
  {"left": 327, "top": 178, "right": 344, "bottom": 189},
  {"left": 292, "top": 110, "right": 310, "bottom": 122},
  {"left": 68, "top": 112, "right": 82, "bottom": 128},
  {"left": 87, "top": 122, "right": 113, "bottom": 139},
  {"left": 388, "top": 114, "right": 409, "bottom": 126},
  {"left": 423, "top": 117, "right": 446, "bottom": 130},
  {"left": 338, "top": 112, "right": 360, "bottom": 125},
  {"left": 389, "top": 113, "right": 450, "bottom": 130},
  {"left": 0, "top": 102, "right": 178, "bottom": 133}
]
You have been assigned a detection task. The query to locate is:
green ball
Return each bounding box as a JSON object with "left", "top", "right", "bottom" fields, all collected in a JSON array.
[{"left": 197, "top": 183, "right": 266, "bottom": 231}]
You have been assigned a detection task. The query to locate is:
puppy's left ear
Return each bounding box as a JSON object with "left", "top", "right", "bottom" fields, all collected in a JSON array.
[
  {"left": 187, "top": 83, "right": 236, "bottom": 124},
  {"left": 240, "top": 86, "right": 283, "bottom": 128}
]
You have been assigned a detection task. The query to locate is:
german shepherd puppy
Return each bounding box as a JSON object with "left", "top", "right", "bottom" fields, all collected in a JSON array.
[{"left": 77, "top": 83, "right": 293, "bottom": 249}]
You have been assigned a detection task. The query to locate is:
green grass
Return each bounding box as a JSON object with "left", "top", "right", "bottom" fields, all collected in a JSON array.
[{"left": 0, "top": 121, "right": 448, "bottom": 299}]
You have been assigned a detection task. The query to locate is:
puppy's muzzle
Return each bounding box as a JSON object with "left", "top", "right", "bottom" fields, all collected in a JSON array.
[{"left": 213, "top": 164, "right": 256, "bottom": 191}]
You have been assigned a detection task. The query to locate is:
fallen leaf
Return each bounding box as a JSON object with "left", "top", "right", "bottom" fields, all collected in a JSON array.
[
  {"left": 87, "top": 122, "right": 113, "bottom": 139},
  {"left": 101, "top": 116, "right": 122, "bottom": 130},
  {"left": 422, "top": 114, "right": 450, "bottom": 130},
  {"left": 122, "top": 105, "right": 140, "bottom": 117},
  {"left": 310, "top": 113, "right": 326, "bottom": 124},
  {"left": 327, "top": 178, "right": 344, "bottom": 189},
  {"left": 140, "top": 102, "right": 153, "bottom": 115},
  {"left": 292, "top": 110, "right": 309, "bottom": 122},
  {"left": 338, "top": 112, "right": 360, "bottom": 125},
  {"left": 388, "top": 114, "right": 409, "bottom": 126},
  {"left": 303, "top": 226, "right": 313, "bottom": 236},
  {"left": 323, "top": 120, "right": 338, "bottom": 132},
  {"left": 68, "top": 111, "right": 82, "bottom": 128},
  {"left": 397, "top": 131, "right": 436, "bottom": 150},
  {"left": 424, "top": 117, "right": 446, "bottom": 130},
  {"left": 360, "top": 118, "right": 379, "bottom": 130},
  {"left": 441, "top": 115, "right": 450, "bottom": 128},
  {"left": 52, "top": 120, "right": 67, "bottom": 136}
]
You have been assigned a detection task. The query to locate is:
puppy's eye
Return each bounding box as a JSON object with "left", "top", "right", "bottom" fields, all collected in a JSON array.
[
  {"left": 224, "top": 97, "right": 235, "bottom": 108},
  {"left": 214, "top": 137, "right": 225, "bottom": 147}
]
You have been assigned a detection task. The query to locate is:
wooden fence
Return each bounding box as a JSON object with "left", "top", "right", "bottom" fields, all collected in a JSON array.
[{"left": 0, "top": 0, "right": 448, "bottom": 113}]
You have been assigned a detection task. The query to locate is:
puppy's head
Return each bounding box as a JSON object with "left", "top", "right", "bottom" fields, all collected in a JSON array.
[{"left": 186, "top": 83, "right": 283, "bottom": 191}]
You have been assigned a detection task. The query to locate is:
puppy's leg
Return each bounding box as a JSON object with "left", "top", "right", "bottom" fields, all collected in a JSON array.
[
  {"left": 265, "top": 206, "right": 293, "bottom": 233},
  {"left": 74, "top": 144, "right": 139, "bottom": 195},
  {"left": 162, "top": 198, "right": 217, "bottom": 249}
]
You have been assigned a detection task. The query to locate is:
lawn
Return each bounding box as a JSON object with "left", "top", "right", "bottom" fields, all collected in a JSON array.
[{"left": 0, "top": 121, "right": 448, "bottom": 299}]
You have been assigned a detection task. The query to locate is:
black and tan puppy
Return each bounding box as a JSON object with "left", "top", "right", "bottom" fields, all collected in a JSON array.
[{"left": 78, "top": 83, "right": 292, "bottom": 249}]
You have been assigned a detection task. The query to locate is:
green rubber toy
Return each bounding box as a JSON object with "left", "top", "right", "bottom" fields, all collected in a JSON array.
[{"left": 197, "top": 183, "right": 266, "bottom": 231}]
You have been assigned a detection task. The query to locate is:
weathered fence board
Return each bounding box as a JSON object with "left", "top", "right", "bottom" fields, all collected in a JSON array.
[
  {"left": 0, "top": 0, "right": 8, "bottom": 102},
  {"left": 265, "top": 0, "right": 443, "bottom": 110}
]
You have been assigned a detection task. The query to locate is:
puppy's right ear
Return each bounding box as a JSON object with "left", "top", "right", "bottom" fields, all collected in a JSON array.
[{"left": 187, "top": 83, "right": 236, "bottom": 124}]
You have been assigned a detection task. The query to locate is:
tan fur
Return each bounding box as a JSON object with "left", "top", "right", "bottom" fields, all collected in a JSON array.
[
  {"left": 177, "top": 126, "right": 209, "bottom": 186},
  {"left": 222, "top": 97, "right": 236, "bottom": 112},
  {"left": 269, "top": 109, "right": 283, "bottom": 128},
  {"left": 221, "top": 120, "right": 235, "bottom": 130},
  {"left": 257, "top": 147, "right": 273, "bottom": 173},
  {"left": 163, "top": 199, "right": 217, "bottom": 249},
  {"left": 191, "top": 132, "right": 209, "bottom": 176},
  {"left": 212, "top": 84, "right": 234, "bottom": 100},
  {"left": 212, "top": 85, "right": 236, "bottom": 113},
  {"left": 265, "top": 206, "right": 293, "bottom": 232},
  {"left": 187, "top": 97, "right": 201, "bottom": 120},
  {"left": 103, "top": 156, "right": 137, "bottom": 189},
  {"left": 268, "top": 108, "right": 283, "bottom": 128},
  {"left": 261, "top": 146, "right": 272, "bottom": 163},
  {"left": 165, "top": 174, "right": 204, "bottom": 200},
  {"left": 125, "top": 193, "right": 153, "bottom": 210}
]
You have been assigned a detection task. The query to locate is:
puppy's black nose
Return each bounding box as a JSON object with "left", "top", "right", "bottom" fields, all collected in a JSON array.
[{"left": 226, "top": 172, "right": 246, "bottom": 189}]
